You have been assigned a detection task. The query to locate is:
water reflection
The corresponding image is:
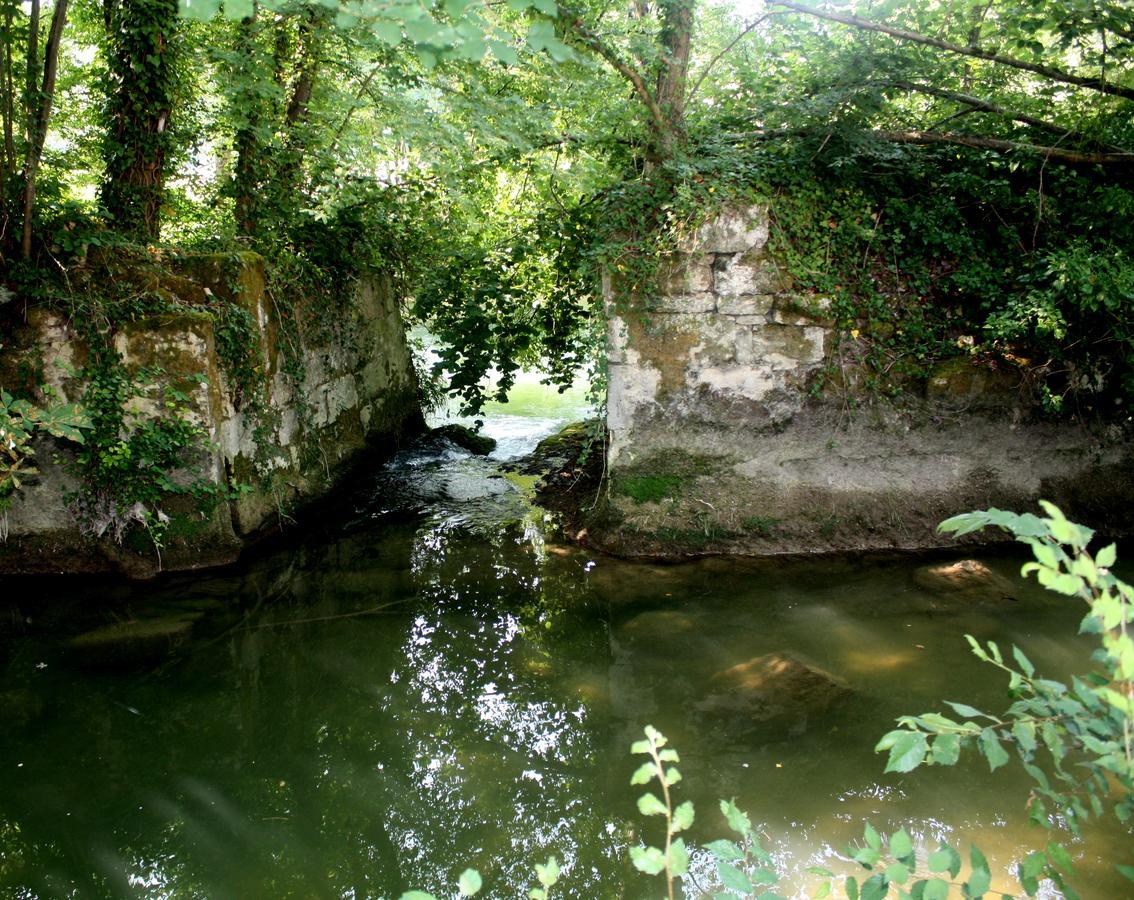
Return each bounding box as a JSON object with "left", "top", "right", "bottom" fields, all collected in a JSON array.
[{"left": 0, "top": 455, "right": 1130, "bottom": 897}]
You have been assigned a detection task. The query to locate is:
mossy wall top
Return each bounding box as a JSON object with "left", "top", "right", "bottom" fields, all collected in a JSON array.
[{"left": 0, "top": 253, "right": 423, "bottom": 578}]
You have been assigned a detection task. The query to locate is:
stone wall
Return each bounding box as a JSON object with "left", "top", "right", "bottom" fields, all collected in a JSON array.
[
  {"left": 601, "top": 206, "right": 1134, "bottom": 556},
  {"left": 0, "top": 253, "right": 422, "bottom": 577}
]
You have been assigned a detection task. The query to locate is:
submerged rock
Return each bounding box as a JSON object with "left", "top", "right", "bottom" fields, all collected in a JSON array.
[
  {"left": 695, "top": 651, "right": 851, "bottom": 741},
  {"left": 913, "top": 559, "right": 1017, "bottom": 605},
  {"left": 0, "top": 689, "right": 45, "bottom": 729},
  {"left": 67, "top": 614, "right": 201, "bottom": 669},
  {"left": 432, "top": 424, "right": 497, "bottom": 455}
]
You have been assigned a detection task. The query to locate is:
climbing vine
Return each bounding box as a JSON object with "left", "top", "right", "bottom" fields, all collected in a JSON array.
[{"left": 101, "top": 0, "right": 183, "bottom": 241}]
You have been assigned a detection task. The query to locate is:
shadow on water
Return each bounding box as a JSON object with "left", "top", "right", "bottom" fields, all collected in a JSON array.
[{"left": 0, "top": 383, "right": 1130, "bottom": 897}]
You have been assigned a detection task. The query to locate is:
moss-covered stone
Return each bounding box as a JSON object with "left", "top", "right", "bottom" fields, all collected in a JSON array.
[
  {"left": 433, "top": 424, "right": 497, "bottom": 455},
  {"left": 925, "top": 356, "right": 1022, "bottom": 407}
]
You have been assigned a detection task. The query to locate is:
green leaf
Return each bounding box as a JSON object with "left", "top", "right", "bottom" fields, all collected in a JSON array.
[
  {"left": 629, "top": 845, "right": 666, "bottom": 876},
  {"left": 399, "top": 893, "right": 437, "bottom": 900},
  {"left": 889, "top": 829, "right": 913, "bottom": 862},
  {"left": 458, "top": 869, "right": 482, "bottom": 896},
  {"left": 1116, "top": 864, "right": 1134, "bottom": 882},
  {"left": 884, "top": 862, "right": 909, "bottom": 884},
  {"left": 637, "top": 792, "right": 667, "bottom": 817},
  {"left": 373, "top": 20, "right": 403, "bottom": 46},
  {"left": 930, "top": 733, "right": 961, "bottom": 765},
  {"left": 669, "top": 837, "right": 689, "bottom": 876},
  {"left": 1012, "top": 646, "right": 1035, "bottom": 678},
  {"left": 923, "top": 879, "right": 949, "bottom": 900},
  {"left": 720, "top": 799, "right": 754, "bottom": 838},
  {"left": 706, "top": 839, "right": 744, "bottom": 862},
  {"left": 1046, "top": 841, "right": 1073, "bottom": 873},
  {"left": 864, "top": 823, "right": 882, "bottom": 852},
  {"left": 1019, "top": 851, "right": 1046, "bottom": 895},
  {"left": 717, "top": 862, "right": 754, "bottom": 893},
  {"left": 861, "top": 873, "right": 887, "bottom": 900},
  {"left": 877, "top": 730, "right": 928, "bottom": 773},
  {"left": 1096, "top": 544, "right": 1117, "bottom": 569},
  {"left": 978, "top": 728, "right": 1010, "bottom": 771},
  {"left": 967, "top": 846, "right": 991, "bottom": 896},
  {"left": 630, "top": 762, "right": 656, "bottom": 785},
  {"left": 928, "top": 847, "right": 961, "bottom": 879},
  {"left": 535, "top": 856, "right": 559, "bottom": 888},
  {"left": 1012, "top": 721, "right": 1037, "bottom": 754},
  {"left": 487, "top": 40, "right": 519, "bottom": 65},
  {"left": 672, "top": 800, "right": 695, "bottom": 833},
  {"left": 404, "top": 16, "right": 440, "bottom": 43},
  {"left": 944, "top": 702, "right": 987, "bottom": 719}
]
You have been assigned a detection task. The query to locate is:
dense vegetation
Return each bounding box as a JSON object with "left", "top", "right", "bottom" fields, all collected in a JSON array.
[{"left": 0, "top": 0, "right": 1132, "bottom": 418}]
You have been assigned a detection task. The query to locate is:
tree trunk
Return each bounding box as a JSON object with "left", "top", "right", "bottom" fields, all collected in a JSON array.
[
  {"left": 232, "top": 10, "right": 262, "bottom": 237},
  {"left": 655, "top": 0, "right": 691, "bottom": 139},
  {"left": 1, "top": 1, "right": 16, "bottom": 179},
  {"left": 274, "top": 8, "right": 324, "bottom": 200},
  {"left": 20, "top": 0, "right": 67, "bottom": 260},
  {"left": 101, "top": 0, "right": 179, "bottom": 242},
  {"left": 24, "top": 0, "right": 38, "bottom": 142}
]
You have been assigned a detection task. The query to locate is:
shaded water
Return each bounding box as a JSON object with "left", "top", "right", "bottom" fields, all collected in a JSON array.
[{"left": 0, "top": 387, "right": 1129, "bottom": 898}]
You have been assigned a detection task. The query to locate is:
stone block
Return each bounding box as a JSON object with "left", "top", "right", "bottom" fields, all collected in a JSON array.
[
  {"left": 770, "top": 295, "right": 835, "bottom": 327},
  {"left": 713, "top": 254, "right": 793, "bottom": 296},
  {"left": 679, "top": 205, "right": 770, "bottom": 254},
  {"left": 693, "top": 365, "right": 775, "bottom": 401},
  {"left": 652, "top": 293, "right": 716, "bottom": 314},
  {"left": 689, "top": 316, "right": 746, "bottom": 368},
  {"left": 753, "top": 324, "right": 827, "bottom": 369},
  {"left": 659, "top": 253, "right": 713, "bottom": 293},
  {"left": 607, "top": 361, "right": 661, "bottom": 431},
  {"left": 717, "top": 295, "right": 775, "bottom": 317}
]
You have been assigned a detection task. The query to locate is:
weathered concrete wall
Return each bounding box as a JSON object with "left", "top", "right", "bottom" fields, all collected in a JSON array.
[
  {"left": 0, "top": 253, "right": 422, "bottom": 577},
  {"left": 601, "top": 206, "right": 1134, "bottom": 556}
]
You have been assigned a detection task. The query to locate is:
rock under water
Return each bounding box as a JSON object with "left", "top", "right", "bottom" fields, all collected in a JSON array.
[{"left": 695, "top": 651, "right": 852, "bottom": 741}]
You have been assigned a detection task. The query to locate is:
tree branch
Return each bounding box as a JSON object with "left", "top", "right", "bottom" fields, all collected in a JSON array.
[
  {"left": 769, "top": 0, "right": 1134, "bottom": 103},
  {"left": 876, "top": 129, "right": 1134, "bottom": 166},
  {"left": 557, "top": 10, "right": 671, "bottom": 151},
  {"left": 687, "top": 13, "right": 770, "bottom": 104},
  {"left": 883, "top": 80, "right": 1129, "bottom": 151},
  {"left": 718, "top": 126, "right": 1134, "bottom": 167}
]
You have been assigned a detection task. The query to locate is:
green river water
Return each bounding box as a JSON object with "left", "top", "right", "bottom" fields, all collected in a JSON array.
[{"left": 0, "top": 379, "right": 1129, "bottom": 899}]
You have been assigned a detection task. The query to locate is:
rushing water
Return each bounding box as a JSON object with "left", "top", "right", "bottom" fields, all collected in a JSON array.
[{"left": 0, "top": 378, "right": 1129, "bottom": 899}]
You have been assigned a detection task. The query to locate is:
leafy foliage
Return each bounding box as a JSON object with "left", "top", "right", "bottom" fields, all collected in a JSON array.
[{"left": 0, "top": 388, "right": 91, "bottom": 507}]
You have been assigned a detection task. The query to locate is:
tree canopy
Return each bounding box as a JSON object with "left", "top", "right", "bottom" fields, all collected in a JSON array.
[{"left": 2, "top": 0, "right": 1133, "bottom": 413}]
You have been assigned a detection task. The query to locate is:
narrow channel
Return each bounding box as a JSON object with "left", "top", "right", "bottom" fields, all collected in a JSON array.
[{"left": 0, "top": 376, "right": 1124, "bottom": 898}]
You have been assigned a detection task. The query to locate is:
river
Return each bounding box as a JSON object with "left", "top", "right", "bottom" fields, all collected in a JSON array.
[{"left": 0, "top": 375, "right": 1127, "bottom": 898}]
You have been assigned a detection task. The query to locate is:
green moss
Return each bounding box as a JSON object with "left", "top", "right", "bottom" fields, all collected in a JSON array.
[
  {"left": 618, "top": 473, "right": 686, "bottom": 504},
  {"left": 613, "top": 449, "right": 723, "bottom": 504}
]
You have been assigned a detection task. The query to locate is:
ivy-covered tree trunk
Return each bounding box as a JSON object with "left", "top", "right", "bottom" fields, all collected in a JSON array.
[
  {"left": 654, "top": 0, "right": 691, "bottom": 149},
  {"left": 232, "top": 12, "right": 264, "bottom": 237},
  {"left": 19, "top": 0, "right": 67, "bottom": 260},
  {"left": 274, "top": 7, "right": 325, "bottom": 202},
  {"left": 1, "top": 1, "right": 15, "bottom": 181},
  {"left": 101, "top": 0, "right": 179, "bottom": 242}
]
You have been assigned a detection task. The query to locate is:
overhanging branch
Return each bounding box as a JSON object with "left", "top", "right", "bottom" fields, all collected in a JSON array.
[
  {"left": 876, "top": 129, "right": 1134, "bottom": 166},
  {"left": 769, "top": 0, "right": 1134, "bottom": 103}
]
